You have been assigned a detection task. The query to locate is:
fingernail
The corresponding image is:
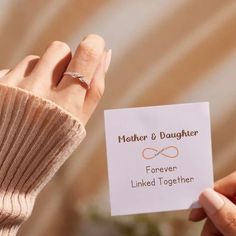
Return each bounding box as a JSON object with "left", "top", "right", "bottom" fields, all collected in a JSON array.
[
  {"left": 199, "top": 188, "right": 224, "bottom": 215},
  {"left": 82, "top": 35, "right": 88, "bottom": 41},
  {"left": 105, "top": 49, "right": 112, "bottom": 73}
]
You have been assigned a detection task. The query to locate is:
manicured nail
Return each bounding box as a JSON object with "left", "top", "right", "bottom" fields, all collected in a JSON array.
[
  {"left": 199, "top": 188, "right": 224, "bottom": 215},
  {"left": 105, "top": 49, "right": 112, "bottom": 73},
  {"left": 82, "top": 35, "right": 88, "bottom": 41}
]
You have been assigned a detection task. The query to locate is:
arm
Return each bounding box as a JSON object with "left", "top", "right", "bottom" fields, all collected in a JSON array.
[
  {"left": 0, "top": 34, "right": 111, "bottom": 235},
  {"left": 0, "top": 83, "right": 86, "bottom": 235}
]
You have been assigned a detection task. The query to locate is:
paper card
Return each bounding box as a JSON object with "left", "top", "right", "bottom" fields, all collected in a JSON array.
[{"left": 104, "top": 102, "right": 214, "bottom": 216}]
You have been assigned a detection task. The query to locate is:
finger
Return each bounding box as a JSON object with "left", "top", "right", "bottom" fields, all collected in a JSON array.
[
  {"left": 10, "top": 55, "right": 39, "bottom": 77},
  {"left": 190, "top": 171, "right": 236, "bottom": 222},
  {"left": 214, "top": 171, "right": 236, "bottom": 197},
  {"left": 201, "top": 218, "right": 223, "bottom": 236},
  {"left": 190, "top": 172, "right": 236, "bottom": 222},
  {"left": 30, "top": 41, "right": 71, "bottom": 90},
  {"left": 82, "top": 49, "right": 111, "bottom": 124},
  {"left": 56, "top": 34, "right": 105, "bottom": 105},
  {"left": 199, "top": 188, "right": 236, "bottom": 236},
  {"left": 0, "top": 55, "right": 39, "bottom": 86},
  {"left": 0, "top": 69, "right": 10, "bottom": 78},
  {"left": 189, "top": 208, "right": 207, "bottom": 222}
]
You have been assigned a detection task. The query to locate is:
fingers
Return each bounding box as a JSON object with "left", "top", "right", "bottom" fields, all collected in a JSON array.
[
  {"left": 214, "top": 171, "right": 236, "bottom": 197},
  {"left": 82, "top": 49, "right": 112, "bottom": 124},
  {"left": 10, "top": 55, "right": 39, "bottom": 78},
  {"left": 0, "top": 69, "right": 10, "bottom": 78},
  {"left": 199, "top": 188, "right": 236, "bottom": 236},
  {"left": 201, "top": 218, "right": 222, "bottom": 236},
  {"left": 0, "top": 55, "right": 39, "bottom": 85},
  {"left": 189, "top": 171, "right": 236, "bottom": 222},
  {"left": 56, "top": 34, "right": 105, "bottom": 103},
  {"left": 189, "top": 208, "right": 207, "bottom": 222},
  {"left": 0, "top": 35, "right": 111, "bottom": 126},
  {"left": 30, "top": 41, "right": 71, "bottom": 90}
]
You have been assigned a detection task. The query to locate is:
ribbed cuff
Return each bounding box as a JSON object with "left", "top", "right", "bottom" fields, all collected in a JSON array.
[{"left": 0, "top": 82, "right": 86, "bottom": 235}]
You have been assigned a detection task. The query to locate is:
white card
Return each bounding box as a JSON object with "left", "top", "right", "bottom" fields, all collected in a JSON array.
[{"left": 104, "top": 102, "right": 214, "bottom": 216}]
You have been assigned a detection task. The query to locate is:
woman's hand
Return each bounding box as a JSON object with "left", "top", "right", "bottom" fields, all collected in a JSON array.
[
  {"left": 0, "top": 34, "right": 112, "bottom": 126},
  {"left": 189, "top": 171, "right": 236, "bottom": 236}
]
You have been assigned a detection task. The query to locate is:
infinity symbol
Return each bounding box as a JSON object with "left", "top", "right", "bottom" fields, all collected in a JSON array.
[{"left": 142, "top": 146, "right": 179, "bottom": 160}]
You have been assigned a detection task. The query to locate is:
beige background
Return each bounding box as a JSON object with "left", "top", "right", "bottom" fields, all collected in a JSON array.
[{"left": 1, "top": 0, "right": 236, "bottom": 235}]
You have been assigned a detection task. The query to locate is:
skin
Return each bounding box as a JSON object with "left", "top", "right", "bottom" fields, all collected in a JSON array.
[
  {"left": 189, "top": 171, "right": 236, "bottom": 236},
  {"left": 1, "top": 33, "right": 235, "bottom": 236},
  {"left": 0, "top": 34, "right": 111, "bottom": 126}
]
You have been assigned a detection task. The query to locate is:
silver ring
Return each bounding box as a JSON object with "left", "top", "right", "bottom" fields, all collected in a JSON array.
[{"left": 63, "top": 71, "right": 90, "bottom": 89}]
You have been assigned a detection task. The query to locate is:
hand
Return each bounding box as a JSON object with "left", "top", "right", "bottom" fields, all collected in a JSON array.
[
  {"left": 0, "top": 34, "right": 112, "bottom": 126},
  {"left": 189, "top": 171, "right": 236, "bottom": 236}
]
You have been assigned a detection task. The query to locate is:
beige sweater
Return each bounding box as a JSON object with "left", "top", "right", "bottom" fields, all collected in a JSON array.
[{"left": 0, "top": 83, "right": 86, "bottom": 235}]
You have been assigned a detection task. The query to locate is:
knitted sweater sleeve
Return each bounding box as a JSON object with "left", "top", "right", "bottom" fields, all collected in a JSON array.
[{"left": 0, "top": 82, "right": 86, "bottom": 235}]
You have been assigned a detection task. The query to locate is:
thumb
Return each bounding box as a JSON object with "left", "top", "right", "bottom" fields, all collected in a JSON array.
[{"left": 199, "top": 188, "right": 236, "bottom": 236}]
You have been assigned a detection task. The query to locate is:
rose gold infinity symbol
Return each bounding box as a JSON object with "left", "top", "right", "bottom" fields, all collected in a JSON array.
[{"left": 142, "top": 146, "right": 179, "bottom": 160}]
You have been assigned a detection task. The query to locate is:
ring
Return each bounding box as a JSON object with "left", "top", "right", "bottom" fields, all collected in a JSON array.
[{"left": 63, "top": 71, "right": 90, "bottom": 90}]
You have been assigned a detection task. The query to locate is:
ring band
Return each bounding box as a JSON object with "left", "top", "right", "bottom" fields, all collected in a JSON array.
[{"left": 63, "top": 71, "right": 90, "bottom": 90}]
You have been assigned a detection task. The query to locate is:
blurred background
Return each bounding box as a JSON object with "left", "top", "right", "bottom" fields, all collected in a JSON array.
[{"left": 1, "top": 0, "right": 236, "bottom": 235}]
